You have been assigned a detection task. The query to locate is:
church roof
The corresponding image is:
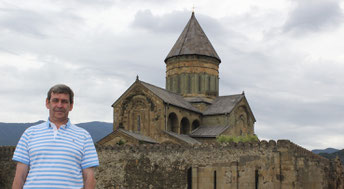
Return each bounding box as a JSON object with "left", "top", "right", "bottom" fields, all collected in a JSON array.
[
  {"left": 164, "top": 131, "right": 201, "bottom": 145},
  {"left": 119, "top": 129, "right": 158, "bottom": 144},
  {"left": 203, "top": 94, "right": 244, "bottom": 115},
  {"left": 140, "top": 81, "right": 201, "bottom": 113},
  {"left": 190, "top": 125, "right": 229, "bottom": 138},
  {"left": 165, "top": 12, "right": 221, "bottom": 62},
  {"left": 96, "top": 128, "right": 158, "bottom": 145}
]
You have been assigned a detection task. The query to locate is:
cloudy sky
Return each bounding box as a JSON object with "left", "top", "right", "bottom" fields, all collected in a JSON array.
[{"left": 1, "top": 0, "right": 344, "bottom": 150}]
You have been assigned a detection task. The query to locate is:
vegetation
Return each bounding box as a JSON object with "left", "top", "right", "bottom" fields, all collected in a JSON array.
[
  {"left": 318, "top": 149, "right": 344, "bottom": 165},
  {"left": 116, "top": 139, "right": 126, "bottom": 145},
  {"left": 216, "top": 134, "right": 259, "bottom": 143}
]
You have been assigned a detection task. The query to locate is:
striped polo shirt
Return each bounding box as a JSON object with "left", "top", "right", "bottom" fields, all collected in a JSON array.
[{"left": 13, "top": 119, "right": 99, "bottom": 189}]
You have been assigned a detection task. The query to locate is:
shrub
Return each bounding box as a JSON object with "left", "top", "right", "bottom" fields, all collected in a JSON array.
[
  {"left": 216, "top": 134, "right": 259, "bottom": 143},
  {"left": 116, "top": 139, "right": 126, "bottom": 145}
]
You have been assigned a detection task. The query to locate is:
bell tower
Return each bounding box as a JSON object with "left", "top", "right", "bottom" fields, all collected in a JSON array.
[{"left": 165, "top": 12, "right": 221, "bottom": 100}]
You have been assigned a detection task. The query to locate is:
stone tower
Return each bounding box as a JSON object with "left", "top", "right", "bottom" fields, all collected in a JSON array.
[{"left": 165, "top": 12, "right": 221, "bottom": 101}]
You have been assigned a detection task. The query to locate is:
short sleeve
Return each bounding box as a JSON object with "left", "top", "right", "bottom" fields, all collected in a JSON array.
[
  {"left": 81, "top": 132, "right": 99, "bottom": 169},
  {"left": 12, "top": 130, "right": 30, "bottom": 165}
]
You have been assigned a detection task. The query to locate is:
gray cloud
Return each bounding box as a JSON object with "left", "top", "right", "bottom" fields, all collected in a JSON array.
[
  {"left": 131, "top": 10, "right": 226, "bottom": 37},
  {"left": 283, "top": 0, "right": 344, "bottom": 34},
  {"left": 0, "top": 7, "right": 83, "bottom": 38},
  {"left": 131, "top": 10, "right": 193, "bottom": 34},
  {"left": 0, "top": 1, "right": 343, "bottom": 150}
]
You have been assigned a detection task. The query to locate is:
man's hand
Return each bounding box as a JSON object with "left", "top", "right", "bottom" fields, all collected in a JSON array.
[
  {"left": 12, "top": 162, "right": 29, "bottom": 189},
  {"left": 82, "top": 167, "right": 96, "bottom": 189}
]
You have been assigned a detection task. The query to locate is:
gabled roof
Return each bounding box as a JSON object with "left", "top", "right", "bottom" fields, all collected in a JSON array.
[
  {"left": 164, "top": 131, "right": 201, "bottom": 145},
  {"left": 112, "top": 79, "right": 201, "bottom": 113},
  {"left": 183, "top": 96, "right": 213, "bottom": 104},
  {"left": 140, "top": 81, "right": 201, "bottom": 113},
  {"left": 203, "top": 94, "right": 244, "bottom": 115},
  {"left": 119, "top": 129, "right": 158, "bottom": 144},
  {"left": 97, "top": 129, "right": 158, "bottom": 144},
  {"left": 190, "top": 125, "right": 229, "bottom": 138},
  {"left": 165, "top": 12, "right": 221, "bottom": 62}
]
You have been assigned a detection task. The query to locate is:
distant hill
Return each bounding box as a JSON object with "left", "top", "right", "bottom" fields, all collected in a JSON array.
[
  {"left": 312, "top": 148, "right": 339, "bottom": 154},
  {"left": 0, "top": 121, "right": 113, "bottom": 146},
  {"left": 317, "top": 149, "right": 344, "bottom": 165}
]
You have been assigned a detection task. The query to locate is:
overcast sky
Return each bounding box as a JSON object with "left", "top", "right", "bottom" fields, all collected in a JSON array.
[{"left": 1, "top": 0, "right": 343, "bottom": 150}]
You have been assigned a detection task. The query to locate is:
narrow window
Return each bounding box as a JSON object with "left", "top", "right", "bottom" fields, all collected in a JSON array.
[
  {"left": 177, "top": 75, "right": 181, "bottom": 93},
  {"left": 137, "top": 115, "right": 141, "bottom": 133},
  {"left": 188, "top": 74, "right": 191, "bottom": 93},
  {"left": 169, "top": 77, "right": 173, "bottom": 92},
  {"left": 216, "top": 77, "right": 219, "bottom": 96},
  {"left": 208, "top": 75, "right": 211, "bottom": 92},
  {"left": 255, "top": 170, "right": 259, "bottom": 189},
  {"left": 214, "top": 170, "right": 217, "bottom": 189},
  {"left": 198, "top": 75, "right": 202, "bottom": 93},
  {"left": 187, "top": 167, "right": 192, "bottom": 189}
]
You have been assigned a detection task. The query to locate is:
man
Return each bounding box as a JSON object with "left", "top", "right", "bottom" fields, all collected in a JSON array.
[{"left": 12, "top": 84, "right": 99, "bottom": 189}]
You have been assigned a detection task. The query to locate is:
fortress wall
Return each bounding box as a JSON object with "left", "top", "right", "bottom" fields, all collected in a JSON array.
[
  {"left": 0, "top": 140, "right": 343, "bottom": 189},
  {"left": 0, "top": 146, "right": 16, "bottom": 189}
]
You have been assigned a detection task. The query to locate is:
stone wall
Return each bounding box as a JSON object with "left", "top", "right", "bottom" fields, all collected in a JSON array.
[
  {"left": 0, "top": 146, "right": 16, "bottom": 189},
  {"left": 1, "top": 140, "right": 343, "bottom": 189}
]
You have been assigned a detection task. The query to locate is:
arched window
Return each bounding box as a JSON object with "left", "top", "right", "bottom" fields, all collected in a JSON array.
[
  {"left": 180, "top": 117, "right": 190, "bottom": 134},
  {"left": 188, "top": 74, "right": 191, "bottom": 93},
  {"left": 137, "top": 115, "right": 141, "bottom": 133},
  {"left": 167, "top": 113, "right": 178, "bottom": 133},
  {"left": 208, "top": 75, "right": 211, "bottom": 92},
  {"left": 198, "top": 75, "right": 202, "bottom": 93},
  {"left": 191, "top": 120, "right": 200, "bottom": 131},
  {"left": 177, "top": 75, "right": 181, "bottom": 93},
  {"left": 169, "top": 77, "right": 173, "bottom": 91}
]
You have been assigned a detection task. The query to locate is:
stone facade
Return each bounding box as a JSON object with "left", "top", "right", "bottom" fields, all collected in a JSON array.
[
  {"left": 99, "top": 78, "right": 256, "bottom": 145},
  {"left": 113, "top": 83, "right": 166, "bottom": 136},
  {"left": 202, "top": 98, "right": 255, "bottom": 136},
  {"left": 165, "top": 55, "right": 220, "bottom": 98},
  {"left": 110, "top": 81, "right": 203, "bottom": 140},
  {"left": 1, "top": 140, "right": 344, "bottom": 189},
  {"left": 98, "top": 12, "right": 257, "bottom": 145}
]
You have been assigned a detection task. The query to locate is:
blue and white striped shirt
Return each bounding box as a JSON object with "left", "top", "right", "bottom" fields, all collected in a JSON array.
[{"left": 13, "top": 119, "right": 99, "bottom": 189}]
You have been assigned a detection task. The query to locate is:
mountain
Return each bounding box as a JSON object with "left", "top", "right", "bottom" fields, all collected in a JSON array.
[
  {"left": 318, "top": 149, "right": 344, "bottom": 165},
  {"left": 75, "top": 121, "right": 113, "bottom": 142},
  {"left": 312, "top": 148, "right": 339, "bottom": 154},
  {"left": 0, "top": 121, "right": 113, "bottom": 146}
]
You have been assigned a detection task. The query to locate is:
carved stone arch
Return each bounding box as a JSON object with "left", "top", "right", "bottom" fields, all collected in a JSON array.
[
  {"left": 130, "top": 96, "right": 148, "bottom": 133},
  {"left": 167, "top": 112, "right": 178, "bottom": 133},
  {"left": 121, "top": 94, "right": 151, "bottom": 134},
  {"left": 131, "top": 95, "right": 148, "bottom": 109},
  {"left": 234, "top": 105, "right": 250, "bottom": 135},
  {"left": 120, "top": 91, "right": 156, "bottom": 118},
  {"left": 180, "top": 117, "right": 190, "bottom": 134},
  {"left": 191, "top": 119, "right": 200, "bottom": 131}
]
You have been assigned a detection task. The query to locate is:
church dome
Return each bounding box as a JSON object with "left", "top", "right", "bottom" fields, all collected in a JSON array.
[{"left": 165, "top": 12, "right": 221, "bottom": 63}]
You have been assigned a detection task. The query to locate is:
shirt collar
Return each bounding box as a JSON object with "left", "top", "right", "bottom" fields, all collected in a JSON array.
[{"left": 47, "top": 118, "right": 71, "bottom": 129}]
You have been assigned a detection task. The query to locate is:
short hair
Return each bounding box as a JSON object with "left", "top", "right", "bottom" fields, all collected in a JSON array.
[{"left": 47, "top": 84, "right": 74, "bottom": 104}]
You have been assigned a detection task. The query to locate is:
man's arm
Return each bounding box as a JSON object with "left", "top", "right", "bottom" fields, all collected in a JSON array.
[
  {"left": 82, "top": 167, "right": 96, "bottom": 189},
  {"left": 12, "top": 162, "right": 29, "bottom": 189}
]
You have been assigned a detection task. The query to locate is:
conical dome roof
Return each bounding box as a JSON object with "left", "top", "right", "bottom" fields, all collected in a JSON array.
[{"left": 165, "top": 12, "right": 221, "bottom": 63}]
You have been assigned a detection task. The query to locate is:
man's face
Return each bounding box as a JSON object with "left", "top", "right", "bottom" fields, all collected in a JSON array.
[{"left": 46, "top": 92, "right": 73, "bottom": 123}]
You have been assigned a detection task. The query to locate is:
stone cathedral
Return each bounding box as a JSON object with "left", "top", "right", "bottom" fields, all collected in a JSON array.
[{"left": 98, "top": 12, "right": 256, "bottom": 145}]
